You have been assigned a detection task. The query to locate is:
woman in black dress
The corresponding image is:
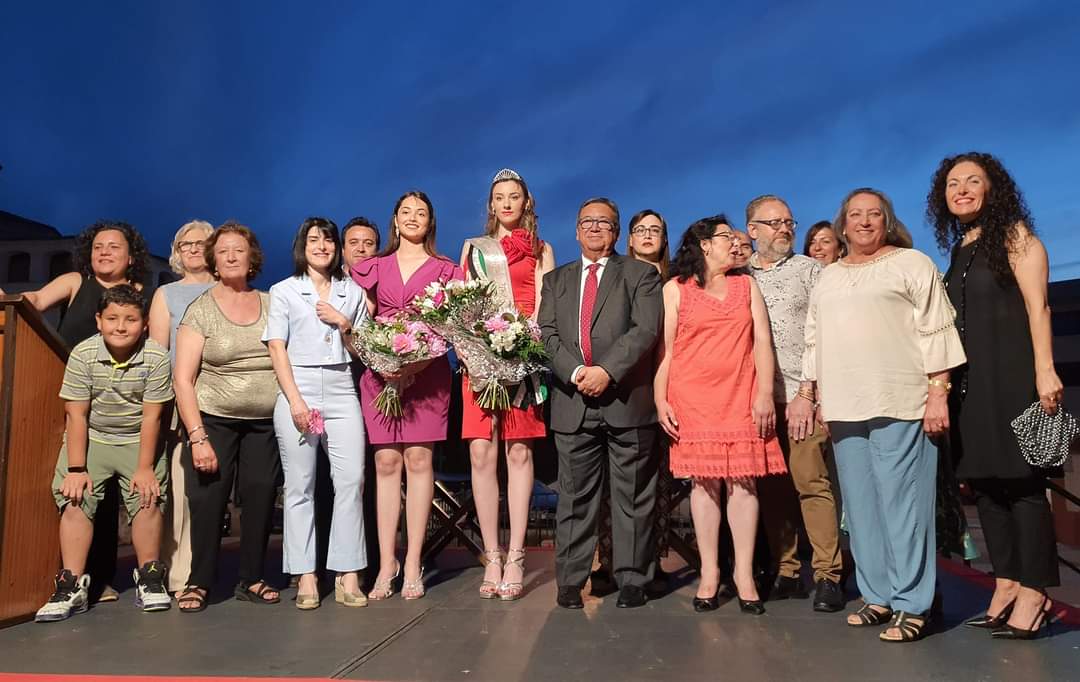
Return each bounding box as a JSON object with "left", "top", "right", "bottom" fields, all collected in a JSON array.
[
  {"left": 929, "top": 152, "right": 1064, "bottom": 640},
  {"left": 26, "top": 220, "right": 151, "bottom": 603}
]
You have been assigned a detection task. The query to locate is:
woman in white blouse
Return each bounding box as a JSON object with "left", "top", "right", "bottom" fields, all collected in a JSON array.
[
  {"left": 264, "top": 218, "right": 369, "bottom": 610},
  {"left": 802, "top": 188, "right": 966, "bottom": 643}
]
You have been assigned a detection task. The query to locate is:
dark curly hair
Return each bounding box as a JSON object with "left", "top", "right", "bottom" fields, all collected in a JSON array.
[
  {"left": 926, "top": 151, "right": 1034, "bottom": 285},
  {"left": 72, "top": 221, "right": 149, "bottom": 287},
  {"left": 204, "top": 221, "right": 264, "bottom": 282},
  {"left": 670, "top": 214, "right": 732, "bottom": 287}
]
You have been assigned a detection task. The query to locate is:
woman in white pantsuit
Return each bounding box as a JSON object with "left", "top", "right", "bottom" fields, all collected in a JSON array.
[{"left": 265, "top": 217, "right": 369, "bottom": 610}]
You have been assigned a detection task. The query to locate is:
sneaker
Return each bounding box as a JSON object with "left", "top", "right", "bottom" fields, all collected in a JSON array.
[
  {"left": 134, "top": 560, "right": 171, "bottom": 612},
  {"left": 35, "top": 570, "right": 90, "bottom": 623}
]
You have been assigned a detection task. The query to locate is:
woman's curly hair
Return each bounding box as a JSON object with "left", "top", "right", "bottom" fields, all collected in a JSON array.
[
  {"left": 926, "top": 151, "right": 1034, "bottom": 285},
  {"left": 72, "top": 220, "right": 150, "bottom": 286}
]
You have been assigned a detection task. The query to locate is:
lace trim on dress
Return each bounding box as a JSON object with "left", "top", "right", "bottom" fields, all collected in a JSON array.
[
  {"left": 918, "top": 320, "right": 958, "bottom": 337},
  {"left": 669, "top": 438, "right": 787, "bottom": 479},
  {"left": 837, "top": 247, "right": 906, "bottom": 269}
]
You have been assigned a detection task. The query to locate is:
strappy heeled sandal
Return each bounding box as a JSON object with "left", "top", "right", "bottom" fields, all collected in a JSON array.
[
  {"left": 880, "top": 610, "right": 929, "bottom": 642},
  {"left": 498, "top": 548, "right": 526, "bottom": 601},
  {"left": 368, "top": 560, "right": 400, "bottom": 601},
  {"left": 847, "top": 602, "right": 893, "bottom": 627},
  {"left": 335, "top": 574, "right": 368, "bottom": 607},
  {"left": 402, "top": 566, "right": 426, "bottom": 600},
  {"left": 479, "top": 548, "right": 503, "bottom": 599},
  {"left": 991, "top": 594, "right": 1053, "bottom": 640}
]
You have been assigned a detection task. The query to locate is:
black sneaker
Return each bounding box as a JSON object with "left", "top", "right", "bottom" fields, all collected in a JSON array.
[
  {"left": 813, "top": 578, "right": 845, "bottom": 612},
  {"left": 134, "top": 560, "right": 171, "bottom": 612},
  {"left": 35, "top": 569, "right": 90, "bottom": 622},
  {"left": 773, "top": 575, "right": 810, "bottom": 600}
]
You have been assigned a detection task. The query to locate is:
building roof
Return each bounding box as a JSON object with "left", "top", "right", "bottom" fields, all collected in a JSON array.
[{"left": 0, "top": 210, "right": 64, "bottom": 240}]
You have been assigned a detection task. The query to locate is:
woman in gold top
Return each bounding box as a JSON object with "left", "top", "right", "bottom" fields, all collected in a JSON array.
[{"left": 173, "top": 222, "right": 281, "bottom": 612}]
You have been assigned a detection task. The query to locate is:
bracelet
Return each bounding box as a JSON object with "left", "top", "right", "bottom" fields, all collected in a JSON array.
[
  {"left": 928, "top": 379, "right": 952, "bottom": 393},
  {"left": 188, "top": 425, "right": 206, "bottom": 437},
  {"left": 189, "top": 435, "right": 210, "bottom": 447},
  {"left": 67, "top": 465, "right": 87, "bottom": 474},
  {"left": 796, "top": 389, "right": 816, "bottom": 403}
]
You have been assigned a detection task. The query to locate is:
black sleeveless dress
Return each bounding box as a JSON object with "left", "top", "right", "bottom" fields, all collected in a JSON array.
[
  {"left": 944, "top": 240, "right": 1045, "bottom": 480},
  {"left": 57, "top": 277, "right": 106, "bottom": 347}
]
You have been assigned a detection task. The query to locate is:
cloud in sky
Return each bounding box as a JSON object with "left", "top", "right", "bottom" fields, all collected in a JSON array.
[{"left": 1, "top": 0, "right": 1077, "bottom": 282}]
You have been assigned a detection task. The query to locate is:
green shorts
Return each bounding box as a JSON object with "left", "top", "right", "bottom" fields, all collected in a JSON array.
[{"left": 52, "top": 439, "right": 168, "bottom": 521}]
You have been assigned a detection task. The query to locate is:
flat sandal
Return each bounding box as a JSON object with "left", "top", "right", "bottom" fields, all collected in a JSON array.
[
  {"left": 880, "top": 610, "right": 928, "bottom": 642},
  {"left": 847, "top": 602, "right": 892, "bottom": 627}
]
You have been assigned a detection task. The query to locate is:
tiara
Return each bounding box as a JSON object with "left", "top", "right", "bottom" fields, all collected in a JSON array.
[{"left": 491, "top": 168, "right": 522, "bottom": 184}]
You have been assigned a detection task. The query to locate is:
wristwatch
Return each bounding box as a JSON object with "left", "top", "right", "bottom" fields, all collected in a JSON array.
[{"left": 67, "top": 465, "right": 87, "bottom": 474}]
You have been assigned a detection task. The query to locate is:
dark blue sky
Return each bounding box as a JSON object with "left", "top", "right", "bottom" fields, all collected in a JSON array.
[{"left": 2, "top": 1, "right": 1078, "bottom": 284}]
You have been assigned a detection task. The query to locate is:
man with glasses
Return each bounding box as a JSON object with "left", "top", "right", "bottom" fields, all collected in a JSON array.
[
  {"left": 539, "top": 197, "right": 663, "bottom": 610},
  {"left": 745, "top": 194, "right": 844, "bottom": 613}
]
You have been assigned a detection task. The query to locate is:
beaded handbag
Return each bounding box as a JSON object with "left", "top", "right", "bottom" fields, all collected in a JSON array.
[{"left": 1010, "top": 402, "right": 1079, "bottom": 468}]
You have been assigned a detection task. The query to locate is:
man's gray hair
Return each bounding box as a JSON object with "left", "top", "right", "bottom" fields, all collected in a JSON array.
[{"left": 745, "top": 194, "right": 792, "bottom": 225}]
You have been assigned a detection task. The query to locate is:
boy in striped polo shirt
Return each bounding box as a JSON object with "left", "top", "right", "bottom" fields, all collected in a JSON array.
[{"left": 36, "top": 285, "right": 174, "bottom": 622}]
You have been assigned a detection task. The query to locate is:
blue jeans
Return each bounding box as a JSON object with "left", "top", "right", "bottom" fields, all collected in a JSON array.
[{"left": 830, "top": 418, "right": 937, "bottom": 614}]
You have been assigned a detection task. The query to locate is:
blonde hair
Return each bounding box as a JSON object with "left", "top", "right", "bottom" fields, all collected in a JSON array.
[
  {"left": 168, "top": 220, "right": 214, "bottom": 274},
  {"left": 484, "top": 176, "right": 541, "bottom": 258}
]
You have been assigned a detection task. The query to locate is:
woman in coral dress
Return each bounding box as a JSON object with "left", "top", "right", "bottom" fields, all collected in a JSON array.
[
  {"left": 458, "top": 169, "right": 555, "bottom": 600},
  {"left": 351, "top": 191, "right": 463, "bottom": 600},
  {"left": 654, "top": 215, "right": 786, "bottom": 615}
]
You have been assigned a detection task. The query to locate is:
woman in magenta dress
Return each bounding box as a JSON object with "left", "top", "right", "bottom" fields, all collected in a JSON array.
[
  {"left": 458, "top": 169, "right": 555, "bottom": 601},
  {"left": 351, "top": 191, "right": 463, "bottom": 600}
]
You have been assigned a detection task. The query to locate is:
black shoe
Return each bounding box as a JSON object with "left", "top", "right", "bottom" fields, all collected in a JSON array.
[
  {"left": 773, "top": 575, "right": 809, "bottom": 600},
  {"left": 616, "top": 585, "right": 648, "bottom": 608},
  {"left": 990, "top": 595, "right": 1051, "bottom": 640},
  {"left": 589, "top": 569, "right": 617, "bottom": 597},
  {"left": 813, "top": 578, "right": 845, "bottom": 612},
  {"left": 738, "top": 597, "right": 766, "bottom": 615},
  {"left": 556, "top": 586, "right": 584, "bottom": 609},
  {"left": 965, "top": 601, "right": 1015, "bottom": 629},
  {"left": 693, "top": 592, "right": 719, "bottom": 612}
]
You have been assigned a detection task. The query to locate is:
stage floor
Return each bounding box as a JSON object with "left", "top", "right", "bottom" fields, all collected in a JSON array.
[{"left": 0, "top": 549, "right": 1077, "bottom": 682}]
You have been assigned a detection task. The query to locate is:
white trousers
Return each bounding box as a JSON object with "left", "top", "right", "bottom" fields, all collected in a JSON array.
[{"left": 274, "top": 364, "right": 367, "bottom": 574}]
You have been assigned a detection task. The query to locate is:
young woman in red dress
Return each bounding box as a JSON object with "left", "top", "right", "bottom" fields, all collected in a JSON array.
[{"left": 458, "top": 169, "right": 555, "bottom": 600}]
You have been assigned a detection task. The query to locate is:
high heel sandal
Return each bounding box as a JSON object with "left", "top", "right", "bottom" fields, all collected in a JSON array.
[
  {"left": 368, "top": 561, "right": 400, "bottom": 601},
  {"left": 498, "top": 549, "right": 526, "bottom": 601},
  {"left": 479, "top": 549, "right": 503, "bottom": 600},
  {"left": 294, "top": 576, "right": 320, "bottom": 611},
  {"left": 991, "top": 594, "right": 1052, "bottom": 640},
  {"left": 402, "top": 566, "right": 426, "bottom": 600},
  {"left": 964, "top": 600, "right": 1015, "bottom": 629},
  {"left": 335, "top": 574, "right": 368, "bottom": 607}
]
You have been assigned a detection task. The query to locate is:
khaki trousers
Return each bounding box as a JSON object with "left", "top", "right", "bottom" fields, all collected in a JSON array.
[
  {"left": 162, "top": 430, "right": 193, "bottom": 593},
  {"left": 760, "top": 406, "right": 842, "bottom": 583}
]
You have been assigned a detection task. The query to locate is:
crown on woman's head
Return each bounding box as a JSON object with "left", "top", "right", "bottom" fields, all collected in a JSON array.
[{"left": 491, "top": 168, "right": 523, "bottom": 184}]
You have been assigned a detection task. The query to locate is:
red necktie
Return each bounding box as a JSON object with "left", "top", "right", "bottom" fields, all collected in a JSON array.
[{"left": 579, "top": 263, "right": 600, "bottom": 366}]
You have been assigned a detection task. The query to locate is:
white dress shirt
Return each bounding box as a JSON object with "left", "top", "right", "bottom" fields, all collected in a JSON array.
[
  {"left": 263, "top": 275, "right": 368, "bottom": 366},
  {"left": 571, "top": 255, "right": 609, "bottom": 382}
]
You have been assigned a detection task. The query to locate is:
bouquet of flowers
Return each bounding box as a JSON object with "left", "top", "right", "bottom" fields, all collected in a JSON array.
[
  {"left": 414, "top": 279, "right": 548, "bottom": 411},
  {"left": 351, "top": 312, "right": 449, "bottom": 416},
  {"left": 298, "top": 409, "right": 325, "bottom": 444}
]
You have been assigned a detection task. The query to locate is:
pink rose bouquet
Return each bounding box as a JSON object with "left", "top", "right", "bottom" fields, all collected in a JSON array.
[{"left": 351, "top": 311, "right": 449, "bottom": 416}]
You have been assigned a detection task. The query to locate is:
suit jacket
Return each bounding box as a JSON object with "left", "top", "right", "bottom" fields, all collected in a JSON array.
[{"left": 538, "top": 253, "right": 662, "bottom": 433}]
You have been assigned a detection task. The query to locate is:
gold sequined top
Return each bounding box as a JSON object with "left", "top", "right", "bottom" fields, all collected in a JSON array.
[{"left": 180, "top": 289, "right": 278, "bottom": 419}]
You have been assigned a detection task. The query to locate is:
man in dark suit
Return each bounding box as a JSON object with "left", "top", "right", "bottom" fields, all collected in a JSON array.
[{"left": 538, "top": 197, "right": 663, "bottom": 609}]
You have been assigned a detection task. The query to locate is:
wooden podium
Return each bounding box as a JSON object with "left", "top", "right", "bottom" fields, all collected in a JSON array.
[{"left": 0, "top": 295, "right": 69, "bottom": 626}]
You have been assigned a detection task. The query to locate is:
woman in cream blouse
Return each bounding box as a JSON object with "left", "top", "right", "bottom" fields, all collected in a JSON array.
[{"left": 802, "top": 188, "right": 966, "bottom": 643}]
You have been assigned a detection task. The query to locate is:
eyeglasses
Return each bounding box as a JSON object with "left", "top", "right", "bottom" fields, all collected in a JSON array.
[
  {"left": 177, "top": 240, "right": 206, "bottom": 252},
  {"left": 750, "top": 218, "right": 797, "bottom": 231},
  {"left": 630, "top": 225, "right": 663, "bottom": 237},
  {"left": 578, "top": 218, "right": 616, "bottom": 233},
  {"left": 710, "top": 231, "right": 736, "bottom": 242}
]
